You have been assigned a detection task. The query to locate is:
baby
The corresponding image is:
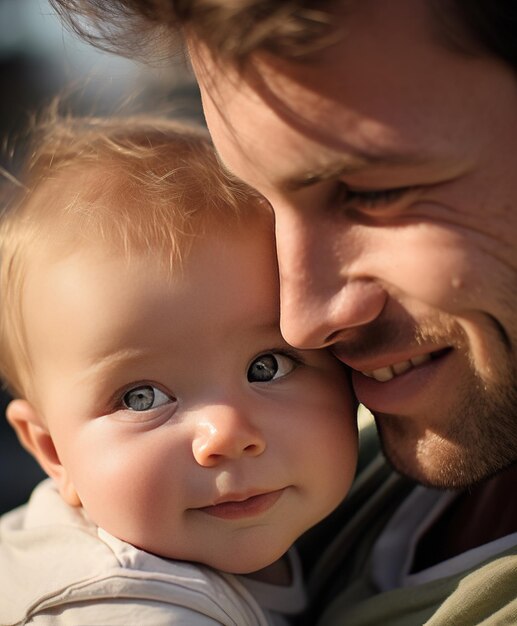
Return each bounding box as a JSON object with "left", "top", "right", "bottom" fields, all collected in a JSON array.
[{"left": 0, "top": 114, "right": 357, "bottom": 625}]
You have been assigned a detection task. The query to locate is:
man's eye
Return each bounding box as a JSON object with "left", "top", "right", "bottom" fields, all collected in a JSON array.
[
  {"left": 339, "top": 185, "right": 411, "bottom": 210},
  {"left": 122, "top": 385, "right": 172, "bottom": 411},
  {"left": 247, "top": 353, "right": 298, "bottom": 383}
]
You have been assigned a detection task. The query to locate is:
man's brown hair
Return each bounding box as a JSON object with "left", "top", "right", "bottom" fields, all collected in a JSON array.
[{"left": 49, "top": 0, "right": 517, "bottom": 66}]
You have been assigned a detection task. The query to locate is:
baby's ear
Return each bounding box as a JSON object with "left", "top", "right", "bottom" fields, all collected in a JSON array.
[{"left": 6, "top": 399, "right": 81, "bottom": 507}]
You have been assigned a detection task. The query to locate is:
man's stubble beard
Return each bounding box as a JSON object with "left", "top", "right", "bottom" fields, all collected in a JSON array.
[{"left": 374, "top": 358, "right": 517, "bottom": 489}]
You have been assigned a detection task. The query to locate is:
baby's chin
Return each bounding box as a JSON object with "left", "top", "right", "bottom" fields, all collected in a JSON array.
[
  {"left": 197, "top": 546, "right": 290, "bottom": 577},
  {"left": 176, "top": 536, "right": 293, "bottom": 576},
  {"left": 116, "top": 530, "right": 291, "bottom": 576}
]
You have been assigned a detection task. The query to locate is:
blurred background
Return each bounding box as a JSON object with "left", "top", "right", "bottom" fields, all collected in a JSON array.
[{"left": 0, "top": 0, "right": 202, "bottom": 514}]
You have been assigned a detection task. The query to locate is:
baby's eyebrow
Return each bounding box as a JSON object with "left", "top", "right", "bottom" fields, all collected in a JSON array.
[{"left": 79, "top": 348, "right": 153, "bottom": 380}]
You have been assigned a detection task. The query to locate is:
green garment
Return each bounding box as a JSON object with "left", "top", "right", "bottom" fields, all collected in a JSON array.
[
  {"left": 298, "top": 425, "right": 517, "bottom": 625},
  {"left": 319, "top": 544, "right": 517, "bottom": 625}
]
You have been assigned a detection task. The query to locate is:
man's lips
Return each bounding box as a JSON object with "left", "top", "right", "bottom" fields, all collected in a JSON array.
[
  {"left": 197, "top": 489, "right": 285, "bottom": 520},
  {"left": 348, "top": 348, "right": 453, "bottom": 414},
  {"left": 332, "top": 346, "right": 451, "bottom": 383},
  {"left": 358, "top": 349, "right": 451, "bottom": 382}
]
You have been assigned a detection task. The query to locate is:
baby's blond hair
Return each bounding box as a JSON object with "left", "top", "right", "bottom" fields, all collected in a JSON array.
[{"left": 0, "top": 112, "right": 262, "bottom": 399}]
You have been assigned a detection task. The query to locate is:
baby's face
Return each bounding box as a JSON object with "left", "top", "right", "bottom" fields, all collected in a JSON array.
[{"left": 22, "top": 216, "right": 357, "bottom": 573}]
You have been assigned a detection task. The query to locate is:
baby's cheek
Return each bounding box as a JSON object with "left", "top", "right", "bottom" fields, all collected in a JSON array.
[{"left": 78, "top": 467, "right": 148, "bottom": 544}]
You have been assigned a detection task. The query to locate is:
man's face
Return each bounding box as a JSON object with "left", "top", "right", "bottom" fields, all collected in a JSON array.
[{"left": 191, "top": 0, "right": 517, "bottom": 488}]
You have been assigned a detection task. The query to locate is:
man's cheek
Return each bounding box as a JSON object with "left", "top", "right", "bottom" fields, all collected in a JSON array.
[{"left": 373, "top": 226, "right": 477, "bottom": 312}]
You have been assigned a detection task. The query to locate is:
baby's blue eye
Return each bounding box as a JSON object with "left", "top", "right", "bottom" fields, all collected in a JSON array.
[
  {"left": 247, "top": 353, "right": 297, "bottom": 383},
  {"left": 123, "top": 385, "right": 172, "bottom": 411}
]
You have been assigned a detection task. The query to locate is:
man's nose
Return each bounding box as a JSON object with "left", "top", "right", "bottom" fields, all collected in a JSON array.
[
  {"left": 275, "top": 207, "right": 387, "bottom": 349},
  {"left": 192, "top": 405, "right": 266, "bottom": 467}
]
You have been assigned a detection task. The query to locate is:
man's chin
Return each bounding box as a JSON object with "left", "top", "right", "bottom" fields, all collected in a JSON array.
[{"left": 376, "top": 420, "right": 503, "bottom": 490}]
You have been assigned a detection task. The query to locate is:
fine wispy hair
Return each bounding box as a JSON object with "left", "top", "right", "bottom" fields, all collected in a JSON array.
[{"left": 0, "top": 103, "right": 262, "bottom": 399}]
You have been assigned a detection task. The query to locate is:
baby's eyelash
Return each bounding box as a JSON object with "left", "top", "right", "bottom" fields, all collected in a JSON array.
[{"left": 107, "top": 381, "right": 167, "bottom": 411}]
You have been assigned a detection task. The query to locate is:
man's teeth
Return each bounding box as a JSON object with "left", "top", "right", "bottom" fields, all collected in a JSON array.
[{"left": 361, "top": 353, "right": 432, "bottom": 382}]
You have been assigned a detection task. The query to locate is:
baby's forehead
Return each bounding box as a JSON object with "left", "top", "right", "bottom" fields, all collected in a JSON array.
[
  {"left": 24, "top": 163, "right": 271, "bottom": 274},
  {"left": 26, "top": 163, "right": 186, "bottom": 245}
]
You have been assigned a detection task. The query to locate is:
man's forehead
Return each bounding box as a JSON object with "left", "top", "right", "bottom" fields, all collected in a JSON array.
[
  {"left": 198, "top": 62, "right": 458, "bottom": 195},
  {"left": 191, "top": 3, "right": 460, "bottom": 139},
  {"left": 191, "top": 1, "right": 503, "bottom": 192}
]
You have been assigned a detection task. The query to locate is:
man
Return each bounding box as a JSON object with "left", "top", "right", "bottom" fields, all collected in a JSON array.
[{"left": 49, "top": 1, "right": 517, "bottom": 624}]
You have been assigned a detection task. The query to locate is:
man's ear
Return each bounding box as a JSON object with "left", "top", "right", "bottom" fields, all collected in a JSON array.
[{"left": 6, "top": 399, "right": 81, "bottom": 507}]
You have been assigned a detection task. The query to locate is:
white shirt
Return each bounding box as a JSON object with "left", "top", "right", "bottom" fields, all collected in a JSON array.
[
  {"left": 371, "top": 485, "right": 517, "bottom": 591},
  {"left": 0, "top": 479, "right": 306, "bottom": 625}
]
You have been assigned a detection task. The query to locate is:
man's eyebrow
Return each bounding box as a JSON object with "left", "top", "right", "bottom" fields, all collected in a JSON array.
[
  {"left": 215, "top": 146, "right": 434, "bottom": 192},
  {"left": 283, "top": 151, "right": 432, "bottom": 192}
]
